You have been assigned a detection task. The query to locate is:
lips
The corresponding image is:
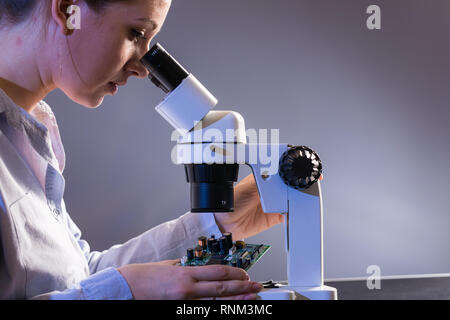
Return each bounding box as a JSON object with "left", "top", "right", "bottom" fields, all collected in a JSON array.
[
  {"left": 107, "top": 79, "right": 127, "bottom": 96},
  {"left": 108, "top": 82, "right": 118, "bottom": 95}
]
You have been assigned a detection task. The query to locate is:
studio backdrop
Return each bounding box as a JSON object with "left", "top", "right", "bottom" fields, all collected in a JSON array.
[{"left": 46, "top": 0, "right": 450, "bottom": 281}]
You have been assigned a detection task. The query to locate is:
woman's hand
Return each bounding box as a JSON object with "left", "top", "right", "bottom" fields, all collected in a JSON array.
[
  {"left": 117, "top": 259, "right": 263, "bottom": 300},
  {"left": 214, "top": 173, "right": 323, "bottom": 240},
  {"left": 213, "top": 174, "right": 284, "bottom": 241}
]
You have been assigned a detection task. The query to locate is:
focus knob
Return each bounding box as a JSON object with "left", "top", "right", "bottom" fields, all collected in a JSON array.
[{"left": 279, "top": 146, "right": 322, "bottom": 189}]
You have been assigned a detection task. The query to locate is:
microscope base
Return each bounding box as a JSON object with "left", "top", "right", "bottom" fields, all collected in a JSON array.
[{"left": 258, "top": 283, "right": 337, "bottom": 300}]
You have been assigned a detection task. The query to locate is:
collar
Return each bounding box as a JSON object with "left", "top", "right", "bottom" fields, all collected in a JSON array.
[{"left": 0, "top": 87, "right": 65, "bottom": 172}]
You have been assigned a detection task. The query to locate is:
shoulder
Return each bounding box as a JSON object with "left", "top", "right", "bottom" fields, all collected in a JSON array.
[{"left": 0, "top": 130, "right": 35, "bottom": 207}]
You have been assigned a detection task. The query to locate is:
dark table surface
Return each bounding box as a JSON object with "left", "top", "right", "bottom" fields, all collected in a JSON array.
[{"left": 325, "top": 276, "right": 450, "bottom": 300}]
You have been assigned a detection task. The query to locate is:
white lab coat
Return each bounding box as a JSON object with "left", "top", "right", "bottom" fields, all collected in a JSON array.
[{"left": 0, "top": 88, "right": 222, "bottom": 299}]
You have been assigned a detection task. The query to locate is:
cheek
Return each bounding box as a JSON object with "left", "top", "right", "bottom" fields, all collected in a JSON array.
[
  {"left": 66, "top": 29, "right": 129, "bottom": 88},
  {"left": 60, "top": 39, "right": 128, "bottom": 107}
]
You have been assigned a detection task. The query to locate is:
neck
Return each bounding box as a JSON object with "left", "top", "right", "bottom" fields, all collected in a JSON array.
[{"left": 0, "top": 24, "right": 56, "bottom": 113}]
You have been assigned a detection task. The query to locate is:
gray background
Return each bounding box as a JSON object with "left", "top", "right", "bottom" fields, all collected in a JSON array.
[{"left": 46, "top": 0, "right": 450, "bottom": 281}]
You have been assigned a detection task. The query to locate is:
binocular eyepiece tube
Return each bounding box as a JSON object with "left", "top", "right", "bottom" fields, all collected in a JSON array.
[
  {"left": 141, "top": 44, "right": 238, "bottom": 213},
  {"left": 141, "top": 43, "right": 189, "bottom": 94}
]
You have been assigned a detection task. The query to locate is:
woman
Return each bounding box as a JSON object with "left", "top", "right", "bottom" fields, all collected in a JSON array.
[{"left": 0, "top": 0, "right": 285, "bottom": 299}]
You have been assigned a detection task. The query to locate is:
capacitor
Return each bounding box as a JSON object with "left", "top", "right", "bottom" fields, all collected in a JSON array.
[
  {"left": 245, "top": 257, "right": 251, "bottom": 267},
  {"left": 223, "top": 232, "right": 233, "bottom": 249},
  {"left": 198, "top": 236, "right": 207, "bottom": 250},
  {"left": 231, "top": 259, "right": 237, "bottom": 267},
  {"left": 219, "top": 236, "right": 229, "bottom": 253},
  {"left": 187, "top": 248, "right": 194, "bottom": 261},
  {"left": 235, "top": 240, "right": 246, "bottom": 250},
  {"left": 207, "top": 237, "right": 216, "bottom": 252},
  {"left": 211, "top": 241, "right": 221, "bottom": 254},
  {"left": 194, "top": 245, "right": 203, "bottom": 260}
]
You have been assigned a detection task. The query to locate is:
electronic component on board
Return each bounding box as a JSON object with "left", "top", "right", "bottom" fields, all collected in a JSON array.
[
  {"left": 194, "top": 245, "right": 203, "bottom": 260},
  {"left": 178, "top": 232, "right": 270, "bottom": 271},
  {"left": 235, "top": 240, "right": 245, "bottom": 250},
  {"left": 186, "top": 248, "right": 194, "bottom": 261},
  {"left": 198, "top": 236, "right": 207, "bottom": 250},
  {"left": 219, "top": 236, "right": 230, "bottom": 253}
]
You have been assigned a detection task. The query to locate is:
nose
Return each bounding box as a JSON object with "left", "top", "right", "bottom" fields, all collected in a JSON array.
[{"left": 125, "top": 58, "right": 149, "bottom": 79}]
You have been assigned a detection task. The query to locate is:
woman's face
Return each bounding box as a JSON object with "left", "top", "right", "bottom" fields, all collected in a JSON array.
[{"left": 56, "top": 0, "right": 171, "bottom": 108}]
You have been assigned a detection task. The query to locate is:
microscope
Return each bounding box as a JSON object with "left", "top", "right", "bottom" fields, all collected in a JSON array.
[{"left": 141, "top": 43, "right": 337, "bottom": 300}]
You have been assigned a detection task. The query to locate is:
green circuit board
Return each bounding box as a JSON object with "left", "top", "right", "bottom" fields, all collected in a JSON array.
[{"left": 179, "top": 239, "right": 270, "bottom": 271}]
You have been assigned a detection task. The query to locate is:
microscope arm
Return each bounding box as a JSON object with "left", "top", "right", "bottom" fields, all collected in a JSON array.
[
  {"left": 244, "top": 144, "right": 323, "bottom": 286},
  {"left": 246, "top": 145, "right": 336, "bottom": 299},
  {"left": 176, "top": 140, "right": 336, "bottom": 298}
]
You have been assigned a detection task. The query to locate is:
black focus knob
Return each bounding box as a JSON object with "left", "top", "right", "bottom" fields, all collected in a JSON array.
[{"left": 279, "top": 146, "right": 322, "bottom": 189}]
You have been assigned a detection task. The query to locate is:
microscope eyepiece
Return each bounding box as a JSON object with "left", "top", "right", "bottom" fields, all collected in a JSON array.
[{"left": 141, "top": 43, "right": 189, "bottom": 93}]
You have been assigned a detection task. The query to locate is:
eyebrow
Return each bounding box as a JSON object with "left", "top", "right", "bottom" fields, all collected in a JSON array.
[{"left": 136, "top": 18, "right": 158, "bottom": 31}]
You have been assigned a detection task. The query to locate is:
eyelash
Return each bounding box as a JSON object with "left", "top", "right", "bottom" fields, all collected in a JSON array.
[{"left": 131, "top": 29, "right": 148, "bottom": 41}]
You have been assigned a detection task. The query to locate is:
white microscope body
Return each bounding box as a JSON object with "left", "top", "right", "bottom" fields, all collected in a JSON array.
[{"left": 142, "top": 43, "right": 337, "bottom": 300}]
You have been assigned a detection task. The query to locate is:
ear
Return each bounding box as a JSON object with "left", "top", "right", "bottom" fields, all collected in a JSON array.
[{"left": 51, "top": 0, "right": 75, "bottom": 36}]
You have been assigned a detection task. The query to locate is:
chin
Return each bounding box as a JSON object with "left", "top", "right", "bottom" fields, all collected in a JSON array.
[
  {"left": 78, "top": 94, "right": 105, "bottom": 108},
  {"left": 63, "top": 87, "right": 105, "bottom": 109}
]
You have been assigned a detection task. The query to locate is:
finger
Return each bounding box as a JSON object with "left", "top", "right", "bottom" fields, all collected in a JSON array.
[
  {"left": 197, "top": 293, "right": 260, "bottom": 300},
  {"left": 237, "top": 174, "right": 257, "bottom": 188},
  {"left": 268, "top": 213, "right": 285, "bottom": 225},
  {"left": 216, "top": 293, "right": 261, "bottom": 300},
  {"left": 193, "top": 280, "right": 262, "bottom": 298},
  {"left": 243, "top": 174, "right": 255, "bottom": 183},
  {"left": 189, "top": 265, "right": 249, "bottom": 281},
  {"left": 156, "top": 259, "right": 180, "bottom": 266}
]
